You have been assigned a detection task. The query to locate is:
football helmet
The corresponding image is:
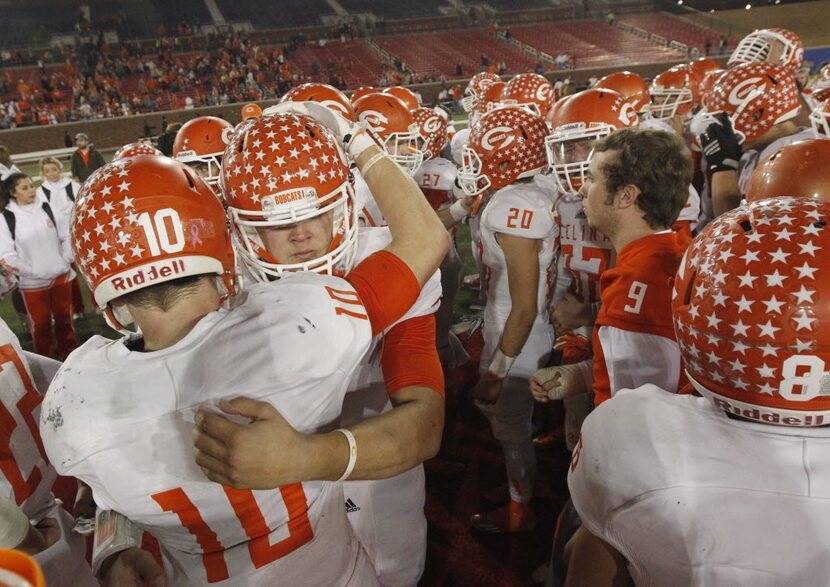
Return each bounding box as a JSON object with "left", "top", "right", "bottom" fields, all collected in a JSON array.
[
  {"left": 112, "top": 142, "right": 162, "bottom": 161},
  {"left": 221, "top": 113, "right": 358, "bottom": 280},
  {"left": 458, "top": 105, "right": 548, "bottom": 195},
  {"left": 688, "top": 58, "right": 723, "bottom": 103},
  {"left": 809, "top": 89, "right": 830, "bottom": 138},
  {"left": 172, "top": 116, "right": 235, "bottom": 187},
  {"left": 814, "top": 64, "right": 830, "bottom": 90},
  {"left": 705, "top": 62, "right": 800, "bottom": 144},
  {"left": 545, "top": 88, "right": 638, "bottom": 193},
  {"left": 412, "top": 107, "right": 448, "bottom": 161},
  {"left": 594, "top": 71, "right": 650, "bottom": 115},
  {"left": 353, "top": 92, "right": 423, "bottom": 174},
  {"left": 649, "top": 64, "right": 694, "bottom": 120},
  {"left": 280, "top": 82, "right": 356, "bottom": 121},
  {"left": 500, "top": 73, "right": 555, "bottom": 117},
  {"left": 729, "top": 28, "right": 804, "bottom": 73},
  {"left": 350, "top": 86, "right": 376, "bottom": 103},
  {"left": 746, "top": 139, "right": 830, "bottom": 203},
  {"left": 382, "top": 86, "right": 421, "bottom": 111},
  {"left": 698, "top": 68, "right": 726, "bottom": 111},
  {"left": 462, "top": 72, "right": 502, "bottom": 113},
  {"left": 673, "top": 197, "right": 830, "bottom": 427},
  {"left": 72, "top": 156, "right": 236, "bottom": 329},
  {"left": 476, "top": 80, "right": 506, "bottom": 119},
  {"left": 241, "top": 103, "right": 262, "bottom": 120}
]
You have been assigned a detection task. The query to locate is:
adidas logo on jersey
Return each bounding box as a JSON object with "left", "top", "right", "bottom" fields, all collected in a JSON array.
[{"left": 345, "top": 498, "right": 361, "bottom": 513}]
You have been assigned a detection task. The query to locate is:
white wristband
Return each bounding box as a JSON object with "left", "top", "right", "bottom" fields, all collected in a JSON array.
[
  {"left": 488, "top": 348, "right": 515, "bottom": 379},
  {"left": 360, "top": 151, "right": 388, "bottom": 177},
  {"left": 348, "top": 131, "right": 379, "bottom": 160},
  {"left": 449, "top": 199, "right": 470, "bottom": 223},
  {"left": 335, "top": 428, "right": 357, "bottom": 482}
]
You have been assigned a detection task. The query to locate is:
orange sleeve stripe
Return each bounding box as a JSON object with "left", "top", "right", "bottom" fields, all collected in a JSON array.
[
  {"left": 380, "top": 314, "right": 445, "bottom": 398},
  {"left": 346, "top": 250, "right": 421, "bottom": 337}
]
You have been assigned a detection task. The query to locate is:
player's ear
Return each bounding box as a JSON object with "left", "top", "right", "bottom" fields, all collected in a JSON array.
[{"left": 616, "top": 183, "right": 640, "bottom": 209}]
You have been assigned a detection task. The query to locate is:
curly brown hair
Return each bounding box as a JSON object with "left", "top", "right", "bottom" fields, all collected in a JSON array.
[{"left": 593, "top": 128, "right": 692, "bottom": 229}]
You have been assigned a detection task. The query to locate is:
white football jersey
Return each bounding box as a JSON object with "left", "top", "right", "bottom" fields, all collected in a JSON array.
[
  {"left": 480, "top": 176, "right": 558, "bottom": 360},
  {"left": 0, "top": 319, "right": 56, "bottom": 521},
  {"left": 413, "top": 158, "right": 456, "bottom": 212},
  {"left": 570, "top": 386, "right": 830, "bottom": 586},
  {"left": 738, "top": 128, "right": 814, "bottom": 194},
  {"left": 41, "top": 276, "right": 376, "bottom": 587},
  {"left": 554, "top": 191, "right": 614, "bottom": 306}
]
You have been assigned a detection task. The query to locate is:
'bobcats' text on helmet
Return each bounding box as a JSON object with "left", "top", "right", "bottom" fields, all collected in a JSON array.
[
  {"left": 458, "top": 105, "right": 548, "bottom": 195},
  {"left": 705, "top": 62, "right": 800, "bottom": 144},
  {"left": 72, "top": 156, "right": 237, "bottom": 328},
  {"left": 746, "top": 139, "right": 830, "bottom": 203},
  {"left": 221, "top": 113, "right": 358, "bottom": 280},
  {"left": 729, "top": 28, "right": 804, "bottom": 73},
  {"left": 546, "top": 88, "right": 638, "bottom": 193},
  {"left": 172, "top": 116, "right": 235, "bottom": 187},
  {"left": 673, "top": 197, "right": 830, "bottom": 426},
  {"left": 353, "top": 92, "right": 424, "bottom": 174}
]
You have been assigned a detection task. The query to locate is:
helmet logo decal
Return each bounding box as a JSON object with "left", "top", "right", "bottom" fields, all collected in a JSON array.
[
  {"left": 221, "top": 126, "right": 234, "bottom": 145},
  {"left": 728, "top": 77, "right": 764, "bottom": 106},
  {"left": 423, "top": 115, "right": 442, "bottom": 133},
  {"left": 359, "top": 110, "right": 389, "bottom": 133},
  {"left": 535, "top": 84, "right": 552, "bottom": 102},
  {"left": 480, "top": 125, "right": 516, "bottom": 151},
  {"left": 619, "top": 101, "right": 637, "bottom": 126}
]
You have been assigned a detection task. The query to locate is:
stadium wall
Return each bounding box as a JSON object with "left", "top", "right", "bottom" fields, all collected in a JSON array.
[{"left": 0, "top": 59, "right": 697, "bottom": 154}]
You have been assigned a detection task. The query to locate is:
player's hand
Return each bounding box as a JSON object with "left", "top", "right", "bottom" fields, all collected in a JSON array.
[
  {"left": 100, "top": 548, "right": 167, "bottom": 587},
  {"left": 193, "top": 398, "right": 308, "bottom": 489},
  {"left": 697, "top": 112, "right": 742, "bottom": 173},
  {"left": 529, "top": 364, "right": 586, "bottom": 403},
  {"left": 16, "top": 517, "right": 60, "bottom": 556},
  {"left": 552, "top": 293, "right": 593, "bottom": 332},
  {"left": 262, "top": 101, "right": 372, "bottom": 157},
  {"left": 472, "top": 372, "right": 505, "bottom": 405}
]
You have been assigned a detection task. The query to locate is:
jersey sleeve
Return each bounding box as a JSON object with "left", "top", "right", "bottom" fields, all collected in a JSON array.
[
  {"left": 346, "top": 250, "right": 422, "bottom": 337},
  {"left": 597, "top": 327, "right": 681, "bottom": 397},
  {"left": 483, "top": 191, "right": 555, "bottom": 240},
  {"left": 380, "top": 314, "right": 444, "bottom": 397}
]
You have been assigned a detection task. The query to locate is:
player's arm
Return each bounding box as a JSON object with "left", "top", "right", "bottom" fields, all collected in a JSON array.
[
  {"left": 193, "top": 315, "right": 445, "bottom": 487},
  {"left": 697, "top": 112, "right": 742, "bottom": 217},
  {"left": 710, "top": 170, "right": 742, "bottom": 217},
  {"left": 564, "top": 526, "right": 630, "bottom": 587},
  {"left": 472, "top": 233, "right": 540, "bottom": 404}
]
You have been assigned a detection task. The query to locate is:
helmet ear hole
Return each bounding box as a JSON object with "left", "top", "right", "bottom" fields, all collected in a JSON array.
[{"left": 182, "top": 167, "right": 197, "bottom": 189}]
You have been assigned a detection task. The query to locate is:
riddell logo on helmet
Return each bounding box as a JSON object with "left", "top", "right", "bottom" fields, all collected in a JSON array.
[
  {"left": 175, "top": 150, "right": 197, "bottom": 159},
  {"left": 728, "top": 77, "right": 764, "bottom": 106},
  {"left": 481, "top": 126, "right": 516, "bottom": 150},
  {"left": 358, "top": 110, "right": 388, "bottom": 133},
  {"left": 110, "top": 259, "right": 187, "bottom": 292},
  {"left": 712, "top": 397, "right": 825, "bottom": 426}
]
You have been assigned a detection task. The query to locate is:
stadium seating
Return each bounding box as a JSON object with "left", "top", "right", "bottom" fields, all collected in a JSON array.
[
  {"left": 290, "top": 40, "right": 386, "bottom": 87},
  {"left": 215, "top": 0, "right": 335, "bottom": 28},
  {"left": 375, "top": 30, "right": 538, "bottom": 79},
  {"left": 618, "top": 13, "right": 718, "bottom": 51},
  {"left": 510, "top": 20, "right": 683, "bottom": 69},
  {"left": 338, "top": 0, "right": 446, "bottom": 19}
]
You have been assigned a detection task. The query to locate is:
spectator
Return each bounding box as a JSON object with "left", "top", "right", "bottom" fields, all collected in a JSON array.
[
  {"left": 70, "top": 133, "right": 105, "bottom": 183},
  {"left": 63, "top": 130, "right": 73, "bottom": 148},
  {"left": 0, "top": 146, "right": 21, "bottom": 180},
  {"left": 0, "top": 172, "right": 77, "bottom": 359},
  {"left": 705, "top": 38, "right": 712, "bottom": 56},
  {"left": 535, "top": 61, "right": 545, "bottom": 75},
  {"left": 606, "top": 11, "right": 616, "bottom": 26},
  {"left": 718, "top": 35, "right": 728, "bottom": 53},
  {"left": 37, "top": 157, "right": 85, "bottom": 318},
  {"left": 456, "top": 63, "right": 463, "bottom": 77},
  {"left": 157, "top": 121, "right": 182, "bottom": 156}
]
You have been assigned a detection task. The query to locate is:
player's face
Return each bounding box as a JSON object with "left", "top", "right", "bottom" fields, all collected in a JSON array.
[
  {"left": 580, "top": 150, "right": 615, "bottom": 231},
  {"left": 256, "top": 212, "right": 335, "bottom": 264},
  {"left": 186, "top": 161, "right": 210, "bottom": 179},
  {"left": 42, "top": 163, "right": 62, "bottom": 183},
  {"left": 11, "top": 177, "right": 37, "bottom": 206}
]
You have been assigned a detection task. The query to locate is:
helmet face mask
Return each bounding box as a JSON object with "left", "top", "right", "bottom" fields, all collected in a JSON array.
[
  {"left": 458, "top": 147, "right": 491, "bottom": 196},
  {"left": 729, "top": 28, "right": 804, "bottom": 73},
  {"left": 354, "top": 93, "right": 424, "bottom": 175},
  {"left": 222, "top": 113, "right": 359, "bottom": 280},
  {"left": 545, "top": 130, "right": 609, "bottom": 193}
]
